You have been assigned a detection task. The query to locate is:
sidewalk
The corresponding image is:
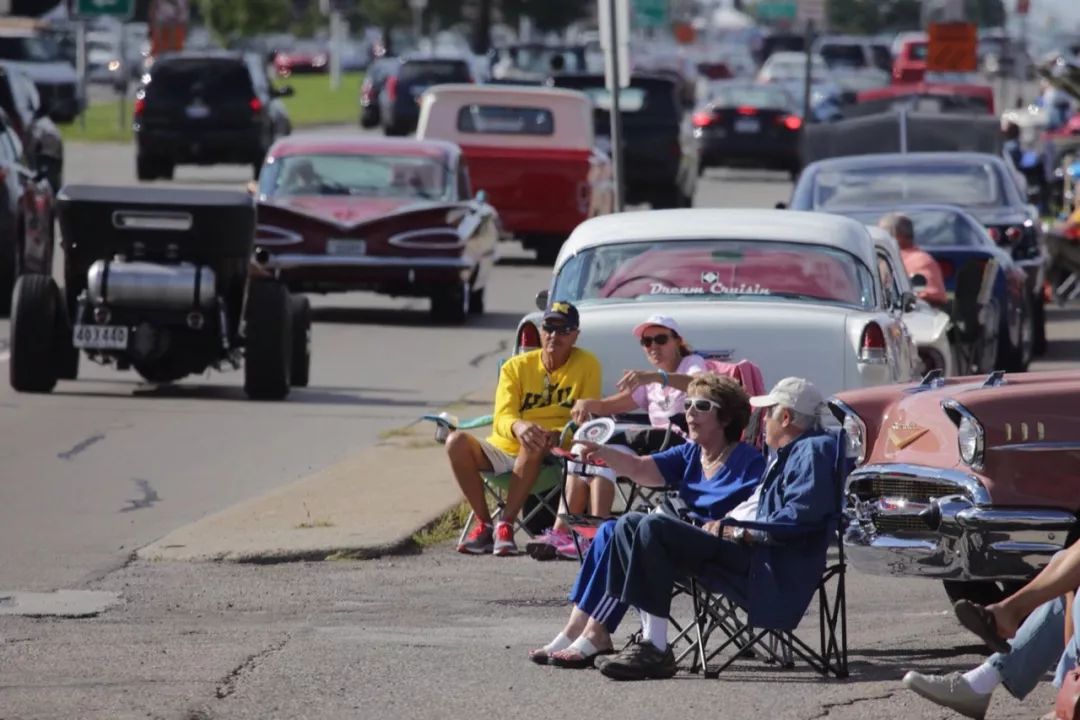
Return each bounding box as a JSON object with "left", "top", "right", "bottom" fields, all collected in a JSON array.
[{"left": 138, "top": 386, "right": 494, "bottom": 563}]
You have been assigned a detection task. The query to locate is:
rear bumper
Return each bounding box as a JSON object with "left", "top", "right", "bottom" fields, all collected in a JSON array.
[
  {"left": 845, "top": 463, "right": 1075, "bottom": 581},
  {"left": 697, "top": 133, "right": 799, "bottom": 168},
  {"left": 136, "top": 127, "right": 263, "bottom": 163},
  {"left": 262, "top": 253, "right": 475, "bottom": 294}
]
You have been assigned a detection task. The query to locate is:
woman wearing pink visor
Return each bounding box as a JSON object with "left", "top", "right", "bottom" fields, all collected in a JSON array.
[{"left": 526, "top": 315, "right": 707, "bottom": 561}]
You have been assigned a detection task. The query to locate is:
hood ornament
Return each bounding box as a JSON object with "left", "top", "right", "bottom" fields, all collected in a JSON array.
[{"left": 889, "top": 421, "right": 928, "bottom": 450}]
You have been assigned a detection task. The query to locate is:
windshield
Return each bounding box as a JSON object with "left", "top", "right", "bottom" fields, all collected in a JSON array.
[
  {"left": 844, "top": 209, "right": 986, "bottom": 247},
  {"left": 0, "top": 35, "right": 62, "bottom": 62},
  {"left": 820, "top": 44, "right": 867, "bottom": 69},
  {"left": 552, "top": 239, "right": 875, "bottom": 310},
  {"left": 263, "top": 154, "right": 450, "bottom": 200},
  {"left": 813, "top": 164, "right": 1003, "bottom": 209}
]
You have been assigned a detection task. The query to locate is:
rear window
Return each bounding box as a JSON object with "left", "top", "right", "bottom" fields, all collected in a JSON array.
[
  {"left": 708, "top": 84, "right": 793, "bottom": 110},
  {"left": 909, "top": 42, "right": 928, "bottom": 60},
  {"left": 557, "top": 79, "right": 678, "bottom": 116},
  {"left": 457, "top": 104, "right": 554, "bottom": 135},
  {"left": 399, "top": 60, "right": 471, "bottom": 85},
  {"left": 0, "top": 35, "right": 61, "bottom": 62},
  {"left": 147, "top": 59, "right": 253, "bottom": 102},
  {"left": 820, "top": 44, "right": 867, "bottom": 68}
]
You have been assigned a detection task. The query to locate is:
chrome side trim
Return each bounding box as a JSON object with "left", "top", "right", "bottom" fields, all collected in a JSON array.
[
  {"left": 955, "top": 507, "right": 1076, "bottom": 530},
  {"left": 846, "top": 463, "right": 991, "bottom": 505},
  {"left": 255, "top": 224, "right": 304, "bottom": 246},
  {"left": 112, "top": 210, "right": 193, "bottom": 231},
  {"left": 264, "top": 254, "right": 475, "bottom": 271},
  {"left": 387, "top": 228, "right": 467, "bottom": 250},
  {"left": 994, "top": 441, "right": 1080, "bottom": 452}
]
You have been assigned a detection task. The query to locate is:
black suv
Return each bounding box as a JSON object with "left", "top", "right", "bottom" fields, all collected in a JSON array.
[
  {"left": 133, "top": 51, "right": 293, "bottom": 181},
  {"left": 380, "top": 56, "right": 473, "bottom": 136}
]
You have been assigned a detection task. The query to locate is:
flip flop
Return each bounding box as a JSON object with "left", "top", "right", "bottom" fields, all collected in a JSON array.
[
  {"left": 953, "top": 600, "right": 1011, "bottom": 654},
  {"left": 548, "top": 647, "right": 614, "bottom": 669}
]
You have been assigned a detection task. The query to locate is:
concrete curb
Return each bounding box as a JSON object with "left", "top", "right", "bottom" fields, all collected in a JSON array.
[{"left": 137, "top": 385, "right": 495, "bottom": 563}]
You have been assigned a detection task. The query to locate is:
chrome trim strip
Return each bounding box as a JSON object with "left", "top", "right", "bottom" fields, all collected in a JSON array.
[
  {"left": 111, "top": 210, "right": 193, "bottom": 231},
  {"left": 955, "top": 507, "right": 1076, "bottom": 530},
  {"left": 387, "top": 228, "right": 467, "bottom": 250},
  {"left": 255, "top": 224, "right": 304, "bottom": 246},
  {"left": 995, "top": 441, "right": 1080, "bottom": 452},
  {"left": 264, "top": 254, "right": 474, "bottom": 271},
  {"left": 846, "top": 463, "right": 991, "bottom": 505}
]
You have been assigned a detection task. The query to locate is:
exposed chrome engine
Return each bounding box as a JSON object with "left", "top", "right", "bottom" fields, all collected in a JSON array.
[{"left": 87, "top": 260, "right": 216, "bottom": 309}]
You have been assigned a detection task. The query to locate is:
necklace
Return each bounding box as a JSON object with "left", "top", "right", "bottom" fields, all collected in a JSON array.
[{"left": 701, "top": 443, "right": 733, "bottom": 472}]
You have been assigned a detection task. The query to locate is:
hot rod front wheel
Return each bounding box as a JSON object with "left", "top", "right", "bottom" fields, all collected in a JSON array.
[
  {"left": 430, "top": 283, "right": 469, "bottom": 325},
  {"left": 244, "top": 281, "right": 293, "bottom": 401},
  {"left": 290, "top": 294, "right": 311, "bottom": 388},
  {"left": 10, "top": 274, "right": 59, "bottom": 393}
]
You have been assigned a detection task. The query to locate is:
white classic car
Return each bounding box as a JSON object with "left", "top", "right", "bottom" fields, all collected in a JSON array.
[
  {"left": 517, "top": 209, "right": 919, "bottom": 399},
  {"left": 867, "top": 226, "right": 955, "bottom": 377}
]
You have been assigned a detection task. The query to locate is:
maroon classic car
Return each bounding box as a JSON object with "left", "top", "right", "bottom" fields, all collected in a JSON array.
[
  {"left": 252, "top": 135, "right": 499, "bottom": 323},
  {"left": 831, "top": 369, "right": 1080, "bottom": 605}
]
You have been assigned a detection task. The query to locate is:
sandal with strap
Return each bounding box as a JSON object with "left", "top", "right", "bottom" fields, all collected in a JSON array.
[
  {"left": 549, "top": 638, "right": 614, "bottom": 669},
  {"left": 953, "top": 600, "right": 1011, "bottom": 654}
]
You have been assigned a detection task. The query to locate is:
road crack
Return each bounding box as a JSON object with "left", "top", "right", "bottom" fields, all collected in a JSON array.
[
  {"left": 215, "top": 636, "right": 289, "bottom": 700},
  {"left": 57, "top": 433, "right": 105, "bottom": 461},
  {"left": 808, "top": 690, "right": 899, "bottom": 720},
  {"left": 468, "top": 339, "right": 508, "bottom": 368}
]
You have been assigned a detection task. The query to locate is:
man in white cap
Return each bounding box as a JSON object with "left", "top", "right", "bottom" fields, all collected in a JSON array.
[{"left": 596, "top": 376, "right": 842, "bottom": 681}]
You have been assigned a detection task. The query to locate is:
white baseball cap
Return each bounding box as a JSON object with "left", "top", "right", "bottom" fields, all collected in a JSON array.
[
  {"left": 749, "top": 377, "right": 824, "bottom": 416},
  {"left": 632, "top": 314, "right": 683, "bottom": 339}
]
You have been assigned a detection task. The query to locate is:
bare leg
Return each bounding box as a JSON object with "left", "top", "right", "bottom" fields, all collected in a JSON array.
[
  {"left": 559, "top": 605, "right": 592, "bottom": 640},
  {"left": 591, "top": 477, "right": 616, "bottom": 517},
  {"left": 553, "top": 474, "right": 589, "bottom": 533},
  {"left": 445, "top": 431, "right": 494, "bottom": 524},
  {"left": 992, "top": 545, "right": 1080, "bottom": 639},
  {"left": 501, "top": 447, "right": 546, "bottom": 524},
  {"left": 578, "top": 615, "right": 613, "bottom": 650}
]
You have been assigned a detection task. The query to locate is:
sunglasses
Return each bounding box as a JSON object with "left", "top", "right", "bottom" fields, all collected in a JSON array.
[
  {"left": 542, "top": 324, "right": 576, "bottom": 336},
  {"left": 640, "top": 333, "right": 671, "bottom": 348},
  {"left": 683, "top": 397, "right": 723, "bottom": 413}
]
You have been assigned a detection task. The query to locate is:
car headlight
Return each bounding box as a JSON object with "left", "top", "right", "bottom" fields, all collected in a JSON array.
[
  {"left": 829, "top": 400, "right": 866, "bottom": 464},
  {"left": 944, "top": 400, "right": 985, "bottom": 469}
]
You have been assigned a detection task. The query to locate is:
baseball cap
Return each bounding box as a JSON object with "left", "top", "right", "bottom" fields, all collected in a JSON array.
[
  {"left": 749, "top": 377, "right": 824, "bottom": 416},
  {"left": 543, "top": 300, "right": 580, "bottom": 329},
  {"left": 632, "top": 314, "right": 683, "bottom": 339}
]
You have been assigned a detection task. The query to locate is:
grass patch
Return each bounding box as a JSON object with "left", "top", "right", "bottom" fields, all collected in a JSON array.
[
  {"left": 58, "top": 71, "right": 365, "bottom": 144},
  {"left": 295, "top": 501, "right": 334, "bottom": 530},
  {"left": 411, "top": 501, "right": 471, "bottom": 548}
]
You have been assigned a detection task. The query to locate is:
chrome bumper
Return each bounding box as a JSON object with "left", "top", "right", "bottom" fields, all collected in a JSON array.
[
  {"left": 845, "top": 463, "right": 1075, "bottom": 581},
  {"left": 263, "top": 254, "right": 475, "bottom": 271}
]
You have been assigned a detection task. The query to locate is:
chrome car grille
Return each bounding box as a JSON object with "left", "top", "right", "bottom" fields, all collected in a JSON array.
[
  {"left": 850, "top": 477, "right": 971, "bottom": 505},
  {"left": 873, "top": 516, "right": 931, "bottom": 534}
]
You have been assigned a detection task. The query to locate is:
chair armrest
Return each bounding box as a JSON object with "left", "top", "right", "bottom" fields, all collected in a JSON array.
[{"left": 420, "top": 413, "right": 494, "bottom": 443}]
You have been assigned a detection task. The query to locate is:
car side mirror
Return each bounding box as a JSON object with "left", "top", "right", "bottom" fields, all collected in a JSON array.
[
  {"left": 272, "top": 85, "right": 295, "bottom": 98},
  {"left": 909, "top": 273, "right": 927, "bottom": 289},
  {"left": 535, "top": 289, "right": 549, "bottom": 311},
  {"left": 774, "top": 201, "right": 787, "bottom": 209},
  {"left": 475, "top": 189, "right": 486, "bottom": 204},
  {"left": 901, "top": 290, "right": 918, "bottom": 313}
]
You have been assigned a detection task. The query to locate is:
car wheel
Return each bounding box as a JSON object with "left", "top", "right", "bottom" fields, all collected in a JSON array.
[
  {"left": 289, "top": 294, "right": 311, "bottom": 388},
  {"left": 430, "top": 282, "right": 470, "bottom": 324},
  {"left": 244, "top": 280, "right": 293, "bottom": 400},
  {"left": 10, "top": 274, "right": 58, "bottom": 393},
  {"left": 0, "top": 242, "right": 14, "bottom": 317},
  {"left": 1032, "top": 291, "right": 1047, "bottom": 356},
  {"left": 136, "top": 153, "right": 156, "bottom": 181},
  {"left": 468, "top": 286, "right": 485, "bottom": 315},
  {"left": 943, "top": 580, "right": 1025, "bottom": 607},
  {"left": 52, "top": 280, "right": 78, "bottom": 381}
]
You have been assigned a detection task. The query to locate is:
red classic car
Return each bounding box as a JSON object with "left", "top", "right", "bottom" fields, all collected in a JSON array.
[
  {"left": 892, "top": 36, "right": 927, "bottom": 84},
  {"left": 855, "top": 83, "right": 995, "bottom": 116},
  {"left": 415, "top": 84, "right": 614, "bottom": 265},
  {"left": 251, "top": 135, "right": 499, "bottom": 323},
  {"left": 831, "top": 369, "right": 1080, "bottom": 604}
]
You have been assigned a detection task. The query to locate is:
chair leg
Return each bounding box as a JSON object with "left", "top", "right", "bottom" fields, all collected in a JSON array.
[{"left": 456, "top": 510, "right": 478, "bottom": 548}]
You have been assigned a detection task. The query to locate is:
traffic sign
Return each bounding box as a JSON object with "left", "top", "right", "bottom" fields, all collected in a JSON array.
[
  {"left": 633, "top": 0, "right": 667, "bottom": 28},
  {"left": 927, "top": 21, "right": 978, "bottom": 73},
  {"left": 76, "top": 0, "right": 135, "bottom": 19},
  {"left": 755, "top": 2, "right": 796, "bottom": 21}
]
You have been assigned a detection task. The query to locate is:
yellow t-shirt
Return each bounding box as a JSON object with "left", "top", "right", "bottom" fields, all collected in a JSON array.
[{"left": 487, "top": 348, "right": 602, "bottom": 455}]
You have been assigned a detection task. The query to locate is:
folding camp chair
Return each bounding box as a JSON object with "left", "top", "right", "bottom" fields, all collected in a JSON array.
[
  {"left": 422, "top": 413, "right": 570, "bottom": 542},
  {"left": 676, "top": 429, "right": 850, "bottom": 679}
]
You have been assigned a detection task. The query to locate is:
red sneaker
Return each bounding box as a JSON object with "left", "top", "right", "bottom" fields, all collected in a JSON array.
[
  {"left": 492, "top": 522, "right": 518, "bottom": 556},
  {"left": 457, "top": 522, "right": 494, "bottom": 554}
]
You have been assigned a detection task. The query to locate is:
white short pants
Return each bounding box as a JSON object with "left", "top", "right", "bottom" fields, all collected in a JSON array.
[{"left": 478, "top": 439, "right": 517, "bottom": 475}]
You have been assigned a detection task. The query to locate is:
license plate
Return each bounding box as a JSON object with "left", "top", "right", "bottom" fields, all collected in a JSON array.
[
  {"left": 73, "top": 324, "right": 128, "bottom": 350},
  {"left": 326, "top": 239, "right": 366, "bottom": 256},
  {"left": 185, "top": 104, "right": 210, "bottom": 119},
  {"left": 734, "top": 118, "right": 760, "bottom": 133}
]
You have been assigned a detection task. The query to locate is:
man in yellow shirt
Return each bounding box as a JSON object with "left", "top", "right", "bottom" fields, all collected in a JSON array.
[{"left": 446, "top": 301, "right": 602, "bottom": 556}]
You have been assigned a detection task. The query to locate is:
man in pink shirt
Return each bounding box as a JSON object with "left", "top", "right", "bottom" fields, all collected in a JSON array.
[{"left": 879, "top": 212, "right": 948, "bottom": 307}]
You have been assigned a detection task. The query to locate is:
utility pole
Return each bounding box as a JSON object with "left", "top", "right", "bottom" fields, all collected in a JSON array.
[
  {"left": 801, "top": 20, "right": 815, "bottom": 126},
  {"left": 475, "top": 0, "right": 493, "bottom": 55}
]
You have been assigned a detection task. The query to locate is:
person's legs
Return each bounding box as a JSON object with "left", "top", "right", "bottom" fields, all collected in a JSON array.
[
  {"left": 591, "top": 476, "right": 616, "bottom": 518},
  {"left": 986, "top": 545, "right": 1080, "bottom": 641},
  {"left": 445, "top": 431, "right": 495, "bottom": 523},
  {"left": 1053, "top": 593, "right": 1080, "bottom": 688},
  {"left": 501, "top": 446, "right": 547, "bottom": 524},
  {"left": 550, "top": 473, "right": 589, "bottom": 534}
]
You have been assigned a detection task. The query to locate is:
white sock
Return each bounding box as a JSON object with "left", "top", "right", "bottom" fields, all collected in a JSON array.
[
  {"left": 962, "top": 663, "right": 1002, "bottom": 695},
  {"left": 565, "top": 635, "right": 599, "bottom": 657},
  {"left": 543, "top": 632, "right": 573, "bottom": 654},
  {"left": 642, "top": 611, "right": 669, "bottom": 651}
]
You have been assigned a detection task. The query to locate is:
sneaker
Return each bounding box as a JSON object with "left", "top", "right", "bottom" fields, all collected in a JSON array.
[
  {"left": 492, "top": 522, "right": 518, "bottom": 556},
  {"left": 525, "top": 528, "right": 573, "bottom": 561},
  {"left": 902, "top": 671, "right": 991, "bottom": 720},
  {"left": 555, "top": 534, "right": 590, "bottom": 561},
  {"left": 456, "top": 522, "right": 494, "bottom": 554},
  {"left": 598, "top": 637, "right": 677, "bottom": 681}
]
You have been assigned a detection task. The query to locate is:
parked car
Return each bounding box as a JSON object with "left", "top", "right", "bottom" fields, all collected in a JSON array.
[
  {"left": 550, "top": 72, "right": 698, "bottom": 208},
  {"left": 380, "top": 56, "right": 474, "bottom": 136},
  {"left": 133, "top": 51, "right": 294, "bottom": 181},
  {"left": 489, "top": 43, "right": 589, "bottom": 83},
  {"left": 416, "top": 84, "right": 614, "bottom": 265},
  {"left": 252, "top": 135, "right": 499, "bottom": 323},
  {"left": 359, "top": 56, "right": 399, "bottom": 129},
  {"left": 892, "top": 34, "right": 928, "bottom": 84},
  {"left": 0, "top": 18, "right": 81, "bottom": 123},
  {"left": 851, "top": 206, "right": 1032, "bottom": 374},
  {"left": 0, "top": 62, "right": 62, "bottom": 191},
  {"left": 514, "top": 209, "right": 918, "bottom": 399},
  {"left": 757, "top": 51, "right": 831, "bottom": 85},
  {"left": 0, "top": 111, "right": 55, "bottom": 316},
  {"left": 273, "top": 40, "right": 329, "bottom": 77},
  {"left": 790, "top": 153, "right": 1049, "bottom": 357},
  {"left": 9, "top": 185, "right": 308, "bottom": 397},
  {"left": 849, "top": 82, "right": 995, "bottom": 117},
  {"left": 812, "top": 36, "right": 892, "bottom": 96},
  {"left": 692, "top": 80, "right": 802, "bottom": 177},
  {"left": 831, "top": 369, "right": 1080, "bottom": 605}
]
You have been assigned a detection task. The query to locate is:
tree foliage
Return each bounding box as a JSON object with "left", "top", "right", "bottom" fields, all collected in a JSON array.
[
  {"left": 197, "top": 0, "right": 291, "bottom": 40},
  {"left": 826, "top": 0, "right": 1004, "bottom": 34}
]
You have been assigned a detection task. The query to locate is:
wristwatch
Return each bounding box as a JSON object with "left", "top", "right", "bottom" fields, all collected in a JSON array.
[{"left": 733, "top": 527, "right": 746, "bottom": 543}]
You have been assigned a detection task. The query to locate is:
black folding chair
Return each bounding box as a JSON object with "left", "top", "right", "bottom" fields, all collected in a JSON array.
[{"left": 675, "top": 430, "right": 851, "bottom": 679}]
